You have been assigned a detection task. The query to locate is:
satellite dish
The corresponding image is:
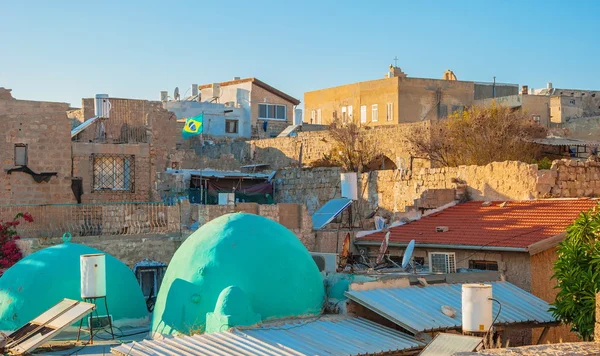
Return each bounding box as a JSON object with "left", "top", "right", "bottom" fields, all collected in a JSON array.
[
  {"left": 376, "top": 232, "right": 390, "bottom": 265},
  {"left": 374, "top": 216, "right": 386, "bottom": 231},
  {"left": 401, "top": 239, "right": 415, "bottom": 269},
  {"left": 174, "top": 87, "right": 180, "bottom": 101}
]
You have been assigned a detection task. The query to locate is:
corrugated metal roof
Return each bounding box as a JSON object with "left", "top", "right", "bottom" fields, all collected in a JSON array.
[
  {"left": 419, "top": 333, "right": 482, "bottom": 356},
  {"left": 71, "top": 116, "right": 99, "bottom": 138},
  {"left": 345, "top": 281, "right": 557, "bottom": 334},
  {"left": 165, "top": 168, "right": 274, "bottom": 180},
  {"left": 111, "top": 316, "right": 425, "bottom": 356},
  {"left": 531, "top": 137, "right": 600, "bottom": 147}
]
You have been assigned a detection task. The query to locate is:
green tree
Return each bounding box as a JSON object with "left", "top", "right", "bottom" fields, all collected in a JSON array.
[{"left": 550, "top": 205, "right": 600, "bottom": 340}]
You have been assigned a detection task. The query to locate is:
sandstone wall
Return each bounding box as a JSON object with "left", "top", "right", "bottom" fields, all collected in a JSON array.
[
  {"left": 275, "top": 161, "right": 540, "bottom": 216},
  {"left": 545, "top": 159, "right": 600, "bottom": 198},
  {"left": 74, "top": 98, "right": 181, "bottom": 202},
  {"left": 168, "top": 122, "right": 430, "bottom": 173},
  {"left": 17, "top": 234, "right": 183, "bottom": 267},
  {"left": 0, "top": 96, "right": 75, "bottom": 205}
]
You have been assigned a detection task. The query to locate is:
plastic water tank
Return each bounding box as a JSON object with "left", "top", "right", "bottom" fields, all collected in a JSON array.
[
  {"left": 462, "top": 283, "right": 492, "bottom": 332},
  {"left": 340, "top": 172, "right": 358, "bottom": 200},
  {"left": 80, "top": 254, "right": 107, "bottom": 298}
]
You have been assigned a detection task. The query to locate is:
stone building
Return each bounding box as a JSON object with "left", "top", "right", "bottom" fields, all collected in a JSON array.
[
  {"left": 0, "top": 87, "right": 75, "bottom": 205},
  {"left": 530, "top": 83, "right": 600, "bottom": 124},
  {"left": 474, "top": 90, "right": 552, "bottom": 128},
  {"left": 197, "top": 78, "right": 301, "bottom": 139},
  {"left": 304, "top": 65, "right": 518, "bottom": 126},
  {"left": 70, "top": 95, "right": 181, "bottom": 203},
  {"left": 356, "top": 198, "right": 599, "bottom": 344}
]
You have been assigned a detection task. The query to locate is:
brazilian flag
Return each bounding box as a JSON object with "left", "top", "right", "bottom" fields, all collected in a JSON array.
[{"left": 182, "top": 114, "right": 203, "bottom": 140}]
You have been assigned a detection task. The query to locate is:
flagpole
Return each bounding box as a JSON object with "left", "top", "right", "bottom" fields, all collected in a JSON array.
[{"left": 199, "top": 111, "right": 204, "bottom": 205}]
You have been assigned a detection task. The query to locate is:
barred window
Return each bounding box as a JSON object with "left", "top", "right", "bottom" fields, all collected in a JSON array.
[{"left": 93, "top": 154, "right": 134, "bottom": 192}]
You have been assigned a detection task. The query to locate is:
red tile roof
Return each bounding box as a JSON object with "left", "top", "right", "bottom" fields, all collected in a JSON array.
[{"left": 357, "top": 199, "right": 599, "bottom": 250}]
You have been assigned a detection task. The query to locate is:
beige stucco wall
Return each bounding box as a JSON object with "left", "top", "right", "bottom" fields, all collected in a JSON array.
[
  {"left": 304, "top": 76, "right": 477, "bottom": 125},
  {"left": 530, "top": 247, "right": 581, "bottom": 344},
  {"left": 251, "top": 83, "right": 295, "bottom": 138},
  {"left": 398, "top": 77, "right": 474, "bottom": 122},
  {"left": 364, "top": 246, "right": 532, "bottom": 291},
  {"left": 304, "top": 77, "right": 400, "bottom": 126},
  {"left": 522, "top": 95, "right": 551, "bottom": 127}
]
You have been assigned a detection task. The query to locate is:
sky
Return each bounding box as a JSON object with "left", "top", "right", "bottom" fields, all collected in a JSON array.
[{"left": 1, "top": 0, "right": 599, "bottom": 108}]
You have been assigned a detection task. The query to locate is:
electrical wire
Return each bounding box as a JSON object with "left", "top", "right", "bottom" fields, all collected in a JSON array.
[{"left": 485, "top": 298, "right": 502, "bottom": 347}]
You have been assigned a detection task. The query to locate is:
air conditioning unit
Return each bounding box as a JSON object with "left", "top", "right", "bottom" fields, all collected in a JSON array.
[
  {"left": 310, "top": 252, "right": 338, "bottom": 273},
  {"left": 429, "top": 252, "right": 456, "bottom": 274},
  {"left": 218, "top": 193, "right": 234, "bottom": 205}
]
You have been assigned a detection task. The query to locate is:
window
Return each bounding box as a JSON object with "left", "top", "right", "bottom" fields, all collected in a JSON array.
[
  {"left": 569, "top": 99, "right": 576, "bottom": 105},
  {"left": 439, "top": 104, "right": 448, "bottom": 118},
  {"left": 14, "top": 144, "right": 27, "bottom": 166},
  {"left": 386, "top": 103, "right": 393, "bottom": 121},
  {"left": 452, "top": 105, "right": 464, "bottom": 114},
  {"left": 258, "top": 104, "right": 286, "bottom": 120},
  {"left": 429, "top": 252, "right": 456, "bottom": 273},
  {"left": 360, "top": 105, "right": 367, "bottom": 123},
  {"left": 317, "top": 109, "right": 322, "bottom": 124},
  {"left": 532, "top": 115, "right": 541, "bottom": 123},
  {"left": 341, "top": 106, "right": 347, "bottom": 123},
  {"left": 225, "top": 119, "right": 238, "bottom": 134},
  {"left": 134, "top": 261, "right": 167, "bottom": 300},
  {"left": 372, "top": 104, "right": 378, "bottom": 122},
  {"left": 348, "top": 105, "right": 353, "bottom": 122},
  {"left": 469, "top": 260, "right": 499, "bottom": 271},
  {"left": 93, "top": 154, "right": 134, "bottom": 192}
]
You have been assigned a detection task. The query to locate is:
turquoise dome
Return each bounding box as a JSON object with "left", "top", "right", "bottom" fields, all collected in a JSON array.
[
  {"left": 0, "top": 243, "right": 148, "bottom": 331},
  {"left": 151, "top": 213, "right": 325, "bottom": 336}
]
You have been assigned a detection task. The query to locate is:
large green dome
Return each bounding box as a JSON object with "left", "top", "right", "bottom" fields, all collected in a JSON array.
[
  {"left": 151, "top": 213, "right": 325, "bottom": 337},
  {"left": 0, "top": 243, "right": 148, "bottom": 331}
]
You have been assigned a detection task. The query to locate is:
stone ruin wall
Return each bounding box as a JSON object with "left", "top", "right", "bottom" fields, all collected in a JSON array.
[{"left": 166, "top": 122, "right": 431, "bottom": 172}]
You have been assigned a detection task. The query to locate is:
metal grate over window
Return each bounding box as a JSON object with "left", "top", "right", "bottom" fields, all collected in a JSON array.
[{"left": 92, "top": 154, "right": 135, "bottom": 192}]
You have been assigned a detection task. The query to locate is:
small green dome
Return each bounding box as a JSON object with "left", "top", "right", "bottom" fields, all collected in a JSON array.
[
  {"left": 152, "top": 213, "right": 324, "bottom": 337},
  {"left": 0, "top": 243, "right": 148, "bottom": 331}
]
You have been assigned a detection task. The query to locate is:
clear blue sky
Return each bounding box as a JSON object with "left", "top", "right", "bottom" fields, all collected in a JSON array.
[{"left": 1, "top": 0, "right": 598, "bottom": 108}]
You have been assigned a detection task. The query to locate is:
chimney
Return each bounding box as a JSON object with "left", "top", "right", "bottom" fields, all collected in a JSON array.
[
  {"left": 522, "top": 85, "right": 528, "bottom": 95},
  {"left": 547, "top": 82, "right": 553, "bottom": 90}
]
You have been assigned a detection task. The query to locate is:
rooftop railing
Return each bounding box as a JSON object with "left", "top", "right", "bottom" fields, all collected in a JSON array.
[{"left": 0, "top": 202, "right": 181, "bottom": 238}]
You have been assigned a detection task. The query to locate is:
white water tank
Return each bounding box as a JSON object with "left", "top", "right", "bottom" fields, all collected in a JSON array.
[
  {"left": 462, "top": 283, "right": 493, "bottom": 333},
  {"left": 80, "top": 254, "right": 107, "bottom": 298},
  {"left": 293, "top": 109, "right": 303, "bottom": 125},
  {"left": 341, "top": 172, "right": 358, "bottom": 200},
  {"left": 94, "top": 94, "right": 111, "bottom": 118}
]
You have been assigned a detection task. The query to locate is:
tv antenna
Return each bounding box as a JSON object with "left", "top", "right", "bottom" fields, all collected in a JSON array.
[{"left": 393, "top": 56, "right": 399, "bottom": 67}]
